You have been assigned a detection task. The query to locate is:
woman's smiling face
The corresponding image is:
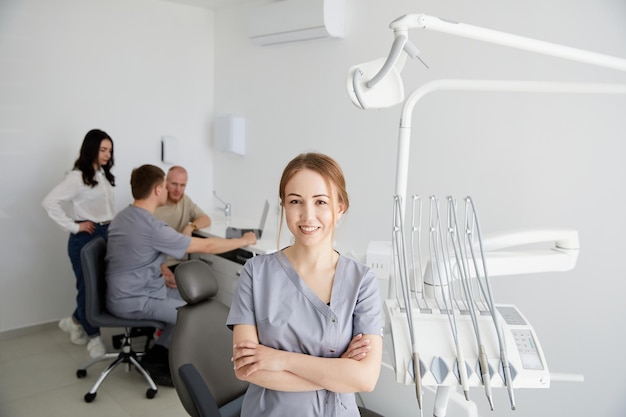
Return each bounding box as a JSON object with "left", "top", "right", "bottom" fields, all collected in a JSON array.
[{"left": 283, "top": 168, "right": 344, "bottom": 247}]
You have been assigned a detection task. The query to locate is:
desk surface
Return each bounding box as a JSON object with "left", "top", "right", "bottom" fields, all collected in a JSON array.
[{"left": 193, "top": 211, "right": 288, "bottom": 255}]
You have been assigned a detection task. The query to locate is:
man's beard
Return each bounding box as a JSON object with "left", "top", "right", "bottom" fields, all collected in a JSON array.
[{"left": 168, "top": 195, "right": 182, "bottom": 203}]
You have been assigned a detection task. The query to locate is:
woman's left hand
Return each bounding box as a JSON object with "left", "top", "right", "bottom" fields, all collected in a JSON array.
[{"left": 341, "top": 333, "right": 371, "bottom": 361}]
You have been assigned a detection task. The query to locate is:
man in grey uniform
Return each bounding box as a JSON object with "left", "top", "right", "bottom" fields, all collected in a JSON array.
[{"left": 106, "top": 164, "right": 257, "bottom": 386}]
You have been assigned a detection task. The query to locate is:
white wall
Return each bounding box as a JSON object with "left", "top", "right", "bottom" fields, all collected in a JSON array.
[
  {"left": 0, "top": 0, "right": 215, "bottom": 330},
  {"left": 213, "top": 1, "right": 626, "bottom": 417}
]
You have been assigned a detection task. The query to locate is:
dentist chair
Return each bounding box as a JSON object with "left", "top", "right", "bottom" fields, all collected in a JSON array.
[{"left": 170, "top": 260, "right": 248, "bottom": 417}]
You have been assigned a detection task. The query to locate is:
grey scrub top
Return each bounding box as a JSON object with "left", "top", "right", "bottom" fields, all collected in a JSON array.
[
  {"left": 105, "top": 205, "right": 191, "bottom": 315},
  {"left": 227, "top": 250, "right": 383, "bottom": 417}
]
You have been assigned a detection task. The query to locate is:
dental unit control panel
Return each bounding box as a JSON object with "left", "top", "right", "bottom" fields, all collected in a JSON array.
[{"left": 386, "top": 302, "right": 548, "bottom": 388}]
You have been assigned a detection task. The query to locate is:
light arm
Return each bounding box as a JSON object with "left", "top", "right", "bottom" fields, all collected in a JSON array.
[
  {"left": 391, "top": 14, "right": 626, "bottom": 72},
  {"left": 347, "top": 13, "right": 626, "bottom": 111}
]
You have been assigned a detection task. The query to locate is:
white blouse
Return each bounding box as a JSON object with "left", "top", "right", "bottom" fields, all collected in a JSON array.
[{"left": 42, "top": 169, "right": 115, "bottom": 234}]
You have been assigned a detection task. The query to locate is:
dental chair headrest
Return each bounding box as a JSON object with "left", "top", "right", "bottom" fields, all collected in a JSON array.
[{"left": 174, "top": 260, "right": 218, "bottom": 305}]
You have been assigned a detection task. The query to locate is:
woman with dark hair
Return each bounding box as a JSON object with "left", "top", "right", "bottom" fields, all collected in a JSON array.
[{"left": 42, "top": 129, "right": 116, "bottom": 358}]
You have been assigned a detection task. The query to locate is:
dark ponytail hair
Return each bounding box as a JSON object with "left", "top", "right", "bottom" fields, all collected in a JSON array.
[{"left": 73, "top": 129, "right": 115, "bottom": 187}]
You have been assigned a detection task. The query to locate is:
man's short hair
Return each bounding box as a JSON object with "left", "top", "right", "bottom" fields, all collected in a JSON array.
[
  {"left": 131, "top": 164, "right": 165, "bottom": 200},
  {"left": 167, "top": 165, "right": 187, "bottom": 176}
]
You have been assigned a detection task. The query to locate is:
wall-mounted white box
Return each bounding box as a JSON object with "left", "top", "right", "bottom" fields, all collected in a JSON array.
[
  {"left": 161, "top": 135, "right": 178, "bottom": 164},
  {"left": 215, "top": 115, "right": 246, "bottom": 156}
]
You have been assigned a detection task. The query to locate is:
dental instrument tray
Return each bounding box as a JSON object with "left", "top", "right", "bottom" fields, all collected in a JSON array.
[{"left": 386, "top": 194, "right": 580, "bottom": 412}]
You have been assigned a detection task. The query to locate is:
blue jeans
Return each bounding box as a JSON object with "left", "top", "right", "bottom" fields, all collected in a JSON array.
[{"left": 67, "top": 224, "right": 109, "bottom": 337}]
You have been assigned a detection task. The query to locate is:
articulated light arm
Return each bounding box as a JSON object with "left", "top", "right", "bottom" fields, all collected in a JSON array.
[
  {"left": 347, "top": 13, "right": 626, "bottom": 111},
  {"left": 394, "top": 79, "right": 626, "bottom": 209},
  {"left": 347, "top": 13, "right": 626, "bottom": 214},
  {"left": 391, "top": 14, "right": 626, "bottom": 72}
]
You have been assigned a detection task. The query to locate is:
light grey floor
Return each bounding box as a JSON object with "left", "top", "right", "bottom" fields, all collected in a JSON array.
[{"left": 0, "top": 322, "right": 189, "bottom": 417}]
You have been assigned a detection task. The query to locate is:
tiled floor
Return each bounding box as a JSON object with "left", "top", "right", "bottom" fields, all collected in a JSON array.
[{"left": 0, "top": 322, "right": 189, "bottom": 417}]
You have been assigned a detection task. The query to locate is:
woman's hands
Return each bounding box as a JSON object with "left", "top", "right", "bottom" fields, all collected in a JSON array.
[
  {"left": 77, "top": 221, "right": 95, "bottom": 234},
  {"left": 342, "top": 334, "right": 371, "bottom": 361},
  {"left": 233, "top": 334, "right": 372, "bottom": 378},
  {"left": 233, "top": 341, "right": 287, "bottom": 378}
]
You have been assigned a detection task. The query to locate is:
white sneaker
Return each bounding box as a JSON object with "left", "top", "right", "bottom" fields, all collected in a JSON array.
[
  {"left": 87, "top": 336, "right": 106, "bottom": 358},
  {"left": 58, "top": 317, "right": 88, "bottom": 345}
]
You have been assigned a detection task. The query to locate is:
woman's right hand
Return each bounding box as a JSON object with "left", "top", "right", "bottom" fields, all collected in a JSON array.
[
  {"left": 341, "top": 333, "right": 371, "bottom": 361},
  {"left": 77, "top": 221, "right": 95, "bottom": 234}
]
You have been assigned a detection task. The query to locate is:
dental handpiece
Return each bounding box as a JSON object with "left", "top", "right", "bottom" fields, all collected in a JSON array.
[
  {"left": 501, "top": 348, "right": 517, "bottom": 410},
  {"left": 478, "top": 345, "right": 494, "bottom": 410},
  {"left": 456, "top": 341, "right": 470, "bottom": 401},
  {"left": 412, "top": 350, "right": 424, "bottom": 417}
]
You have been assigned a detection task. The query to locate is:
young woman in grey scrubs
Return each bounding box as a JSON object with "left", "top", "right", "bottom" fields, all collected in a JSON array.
[{"left": 228, "top": 153, "right": 383, "bottom": 417}]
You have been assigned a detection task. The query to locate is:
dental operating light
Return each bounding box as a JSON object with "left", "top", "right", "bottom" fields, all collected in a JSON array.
[
  {"left": 347, "top": 13, "right": 626, "bottom": 216},
  {"left": 348, "top": 13, "right": 626, "bottom": 111}
]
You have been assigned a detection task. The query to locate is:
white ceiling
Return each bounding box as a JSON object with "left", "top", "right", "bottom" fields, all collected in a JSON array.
[{"left": 161, "top": 0, "right": 254, "bottom": 10}]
